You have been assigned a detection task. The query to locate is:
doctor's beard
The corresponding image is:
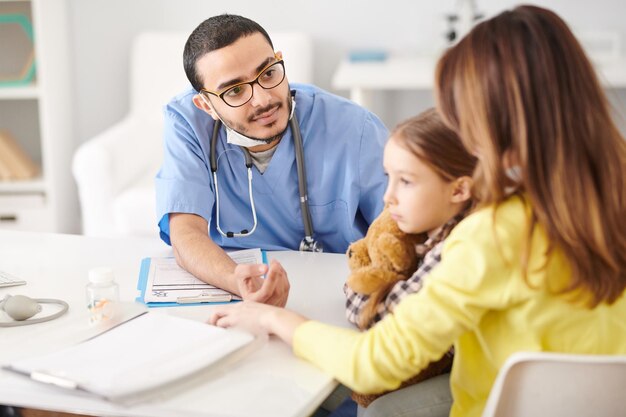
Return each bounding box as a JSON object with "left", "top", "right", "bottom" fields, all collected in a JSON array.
[{"left": 216, "top": 90, "right": 292, "bottom": 145}]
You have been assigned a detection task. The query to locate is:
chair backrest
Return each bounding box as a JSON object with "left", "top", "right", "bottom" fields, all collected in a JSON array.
[
  {"left": 129, "top": 31, "right": 313, "bottom": 122},
  {"left": 130, "top": 32, "right": 189, "bottom": 121},
  {"left": 482, "top": 352, "right": 626, "bottom": 417},
  {"left": 271, "top": 32, "right": 313, "bottom": 86}
]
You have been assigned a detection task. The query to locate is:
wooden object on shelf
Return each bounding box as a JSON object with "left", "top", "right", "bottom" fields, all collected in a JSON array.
[
  {"left": 0, "top": 0, "right": 75, "bottom": 232},
  {"left": 0, "top": 130, "right": 39, "bottom": 180}
]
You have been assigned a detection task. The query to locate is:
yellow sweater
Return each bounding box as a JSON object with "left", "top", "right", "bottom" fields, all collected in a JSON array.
[{"left": 293, "top": 196, "right": 626, "bottom": 417}]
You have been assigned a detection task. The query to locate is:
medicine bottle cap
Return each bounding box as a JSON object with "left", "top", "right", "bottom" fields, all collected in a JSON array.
[{"left": 88, "top": 267, "right": 115, "bottom": 284}]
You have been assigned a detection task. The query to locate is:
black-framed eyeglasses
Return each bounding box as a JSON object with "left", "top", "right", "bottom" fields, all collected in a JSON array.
[{"left": 201, "top": 59, "right": 286, "bottom": 108}]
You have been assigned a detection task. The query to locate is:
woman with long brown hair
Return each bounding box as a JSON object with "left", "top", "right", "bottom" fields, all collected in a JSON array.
[{"left": 209, "top": 5, "right": 626, "bottom": 417}]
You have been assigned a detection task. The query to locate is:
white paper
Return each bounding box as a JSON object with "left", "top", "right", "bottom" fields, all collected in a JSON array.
[
  {"left": 5, "top": 313, "right": 254, "bottom": 400},
  {"left": 144, "top": 248, "right": 263, "bottom": 303}
]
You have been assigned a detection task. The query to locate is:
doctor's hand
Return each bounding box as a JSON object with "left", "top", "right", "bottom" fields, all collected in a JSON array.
[
  {"left": 234, "top": 260, "right": 290, "bottom": 307},
  {"left": 209, "top": 300, "right": 308, "bottom": 345}
]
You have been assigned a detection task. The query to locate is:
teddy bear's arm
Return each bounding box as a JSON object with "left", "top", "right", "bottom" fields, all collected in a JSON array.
[{"left": 346, "top": 266, "right": 403, "bottom": 294}]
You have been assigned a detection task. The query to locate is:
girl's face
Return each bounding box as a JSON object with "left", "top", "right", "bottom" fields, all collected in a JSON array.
[{"left": 383, "top": 137, "right": 468, "bottom": 237}]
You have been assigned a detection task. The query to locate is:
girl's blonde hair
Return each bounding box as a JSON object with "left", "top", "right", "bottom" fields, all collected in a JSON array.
[{"left": 435, "top": 5, "right": 626, "bottom": 306}]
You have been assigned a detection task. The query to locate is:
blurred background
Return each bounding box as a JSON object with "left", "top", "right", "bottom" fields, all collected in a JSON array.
[
  {"left": 1, "top": 0, "right": 625, "bottom": 235},
  {"left": 72, "top": 0, "right": 626, "bottom": 138}
]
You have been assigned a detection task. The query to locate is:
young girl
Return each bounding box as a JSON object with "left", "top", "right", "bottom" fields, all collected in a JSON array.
[
  {"left": 210, "top": 6, "right": 626, "bottom": 417},
  {"left": 345, "top": 108, "right": 475, "bottom": 332},
  {"left": 344, "top": 109, "right": 475, "bottom": 413}
]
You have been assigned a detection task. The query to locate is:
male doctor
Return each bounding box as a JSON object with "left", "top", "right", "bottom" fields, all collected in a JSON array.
[{"left": 156, "top": 14, "right": 388, "bottom": 306}]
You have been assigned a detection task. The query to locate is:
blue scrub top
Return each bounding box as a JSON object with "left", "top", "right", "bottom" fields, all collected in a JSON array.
[{"left": 156, "top": 83, "right": 388, "bottom": 253}]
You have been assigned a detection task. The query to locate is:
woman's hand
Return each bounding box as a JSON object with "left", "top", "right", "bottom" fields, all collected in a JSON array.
[
  {"left": 234, "top": 259, "right": 290, "bottom": 307},
  {"left": 209, "top": 301, "right": 308, "bottom": 345}
]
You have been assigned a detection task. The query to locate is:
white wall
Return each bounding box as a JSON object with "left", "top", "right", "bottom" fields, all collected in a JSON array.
[{"left": 69, "top": 0, "right": 626, "bottom": 144}]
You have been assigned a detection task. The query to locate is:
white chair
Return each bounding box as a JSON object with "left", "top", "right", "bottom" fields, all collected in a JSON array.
[
  {"left": 72, "top": 31, "right": 313, "bottom": 237},
  {"left": 482, "top": 352, "right": 626, "bottom": 417}
]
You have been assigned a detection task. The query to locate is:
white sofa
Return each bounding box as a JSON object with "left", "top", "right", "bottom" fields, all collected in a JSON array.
[{"left": 72, "top": 31, "right": 313, "bottom": 237}]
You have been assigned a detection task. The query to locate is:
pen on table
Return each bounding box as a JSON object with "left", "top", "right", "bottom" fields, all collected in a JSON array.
[
  {"left": 30, "top": 370, "right": 79, "bottom": 390},
  {"left": 176, "top": 294, "right": 233, "bottom": 304}
]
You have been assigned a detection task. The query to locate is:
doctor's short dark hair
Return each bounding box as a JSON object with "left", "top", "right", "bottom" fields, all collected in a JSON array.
[{"left": 184, "top": 14, "right": 274, "bottom": 93}]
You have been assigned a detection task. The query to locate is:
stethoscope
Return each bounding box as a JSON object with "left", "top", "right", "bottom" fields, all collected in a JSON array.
[
  {"left": 209, "top": 91, "right": 323, "bottom": 252},
  {"left": 0, "top": 294, "right": 69, "bottom": 327}
]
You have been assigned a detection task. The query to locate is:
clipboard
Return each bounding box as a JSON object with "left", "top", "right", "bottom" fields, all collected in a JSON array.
[
  {"left": 136, "top": 248, "right": 268, "bottom": 307},
  {"left": 3, "top": 312, "right": 255, "bottom": 401}
]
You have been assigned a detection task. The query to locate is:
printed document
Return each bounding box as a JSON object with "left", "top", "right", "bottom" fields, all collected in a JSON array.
[{"left": 143, "top": 248, "right": 264, "bottom": 304}]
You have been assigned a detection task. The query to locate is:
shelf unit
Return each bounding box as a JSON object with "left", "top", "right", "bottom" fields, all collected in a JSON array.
[
  {"left": 0, "top": 0, "right": 76, "bottom": 232},
  {"left": 333, "top": 55, "right": 626, "bottom": 109}
]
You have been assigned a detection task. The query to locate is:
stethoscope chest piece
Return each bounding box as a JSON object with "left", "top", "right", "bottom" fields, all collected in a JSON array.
[{"left": 300, "top": 237, "right": 323, "bottom": 253}]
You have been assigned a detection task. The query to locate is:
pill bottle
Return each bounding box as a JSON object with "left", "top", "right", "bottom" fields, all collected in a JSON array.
[{"left": 86, "top": 267, "right": 119, "bottom": 322}]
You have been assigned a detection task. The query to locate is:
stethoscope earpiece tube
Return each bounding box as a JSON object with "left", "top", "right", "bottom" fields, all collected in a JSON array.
[
  {"left": 291, "top": 111, "right": 322, "bottom": 252},
  {"left": 210, "top": 120, "right": 221, "bottom": 173},
  {"left": 210, "top": 91, "right": 322, "bottom": 251}
]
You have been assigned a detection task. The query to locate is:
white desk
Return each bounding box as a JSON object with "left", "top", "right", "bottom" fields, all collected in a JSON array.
[
  {"left": 332, "top": 55, "right": 626, "bottom": 108},
  {"left": 0, "top": 231, "right": 351, "bottom": 417}
]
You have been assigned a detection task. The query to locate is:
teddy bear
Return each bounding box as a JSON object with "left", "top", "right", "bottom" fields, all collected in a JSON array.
[
  {"left": 346, "top": 207, "right": 424, "bottom": 313},
  {"left": 346, "top": 207, "right": 453, "bottom": 407}
]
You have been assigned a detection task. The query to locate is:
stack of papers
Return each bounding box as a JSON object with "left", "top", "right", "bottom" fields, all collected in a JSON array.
[
  {"left": 3, "top": 312, "right": 255, "bottom": 401},
  {"left": 137, "top": 248, "right": 266, "bottom": 307}
]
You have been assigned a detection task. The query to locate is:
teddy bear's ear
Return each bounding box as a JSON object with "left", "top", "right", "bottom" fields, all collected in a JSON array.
[{"left": 347, "top": 239, "right": 370, "bottom": 269}]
